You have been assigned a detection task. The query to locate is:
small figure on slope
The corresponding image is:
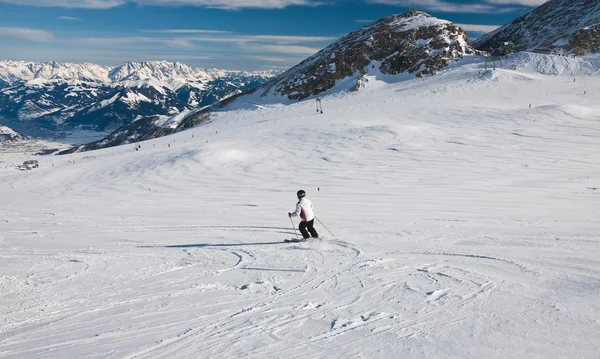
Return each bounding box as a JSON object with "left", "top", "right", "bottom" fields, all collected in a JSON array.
[{"left": 288, "top": 190, "right": 319, "bottom": 240}]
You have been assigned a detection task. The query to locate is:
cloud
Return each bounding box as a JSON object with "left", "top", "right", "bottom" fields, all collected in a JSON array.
[
  {"left": 455, "top": 23, "right": 501, "bottom": 33},
  {"left": 485, "top": 0, "right": 545, "bottom": 5},
  {"left": 243, "top": 43, "right": 321, "bottom": 55},
  {"left": 0, "top": 0, "right": 126, "bottom": 8},
  {"left": 240, "top": 35, "right": 337, "bottom": 43},
  {"left": 0, "top": 27, "right": 54, "bottom": 42},
  {"left": 366, "top": 0, "right": 514, "bottom": 13},
  {"left": 355, "top": 19, "right": 374, "bottom": 24},
  {"left": 76, "top": 36, "right": 195, "bottom": 48},
  {"left": 0, "top": 0, "right": 323, "bottom": 9},
  {"left": 141, "top": 29, "right": 231, "bottom": 34},
  {"left": 59, "top": 16, "right": 81, "bottom": 20},
  {"left": 242, "top": 55, "right": 296, "bottom": 62}
]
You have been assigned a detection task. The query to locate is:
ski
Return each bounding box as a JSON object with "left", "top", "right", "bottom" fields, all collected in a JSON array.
[
  {"left": 284, "top": 238, "right": 307, "bottom": 243},
  {"left": 284, "top": 238, "right": 322, "bottom": 243}
]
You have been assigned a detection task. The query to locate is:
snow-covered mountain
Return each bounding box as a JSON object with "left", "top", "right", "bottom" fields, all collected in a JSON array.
[
  {"left": 64, "top": 11, "right": 482, "bottom": 152},
  {"left": 0, "top": 60, "right": 277, "bottom": 132},
  {"left": 473, "top": 0, "right": 600, "bottom": 55},
  {"left": 0, "top": 124, "right": 25, "bottom": 143},
  {"left": 252, "top": 11, "right": 480, "bottom": 101}
]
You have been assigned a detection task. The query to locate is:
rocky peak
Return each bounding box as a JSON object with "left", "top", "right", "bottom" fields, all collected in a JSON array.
[
  {"left": 251, "top": 11, "right": 478, "bottom": 101},
  {"left": 473, "top": 0, "right": 600, "bottom": 56}
]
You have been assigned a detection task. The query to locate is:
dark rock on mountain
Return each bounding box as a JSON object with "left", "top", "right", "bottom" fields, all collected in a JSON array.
[
  {"left": 473, "top": 0, "right": 600, "bottom": 56},
  {"left": 250, "top": 11, "right": 480, "bottom": 101}
]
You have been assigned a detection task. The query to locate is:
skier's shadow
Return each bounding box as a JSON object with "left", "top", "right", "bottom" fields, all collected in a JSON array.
[
  {"left": 138, "top": 225, "right": 296, "bottom": 248},
  {"left": 160, "top": 242, "right": 283, "bottom": 248}
]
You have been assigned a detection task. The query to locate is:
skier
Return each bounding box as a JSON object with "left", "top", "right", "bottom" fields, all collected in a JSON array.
[{"left": 288, "top": 190, "right": 319, "bottom": 239}]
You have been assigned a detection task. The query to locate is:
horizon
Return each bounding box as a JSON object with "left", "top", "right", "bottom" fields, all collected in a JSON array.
[{"left": 0, "top": 0, "right": 545, "bottom": 71}]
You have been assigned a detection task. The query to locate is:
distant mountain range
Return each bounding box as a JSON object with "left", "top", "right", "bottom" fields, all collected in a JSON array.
[{"left": 0, "top": 60, "right": 277, "bottom": 133}]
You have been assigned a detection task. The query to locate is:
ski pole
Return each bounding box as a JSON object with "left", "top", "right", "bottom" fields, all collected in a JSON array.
[
  {"left": 315, "top": 216, "right": 335, "bottom": 237},
  {"left": 289, "top": 216, "right": 299, "bottom": 239}
]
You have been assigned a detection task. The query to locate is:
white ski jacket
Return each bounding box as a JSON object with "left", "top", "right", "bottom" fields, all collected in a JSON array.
[{"left": 291, "top": 198, "right": 315, "bottom": 222}]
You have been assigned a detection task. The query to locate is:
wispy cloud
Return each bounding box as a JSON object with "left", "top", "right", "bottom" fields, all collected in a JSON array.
[
  {"left": 141, "top": 29, "right": 231, "bottom": 34},
  {"left": 76, "top": 36, "right": 195, "bottom": 48},
  {"left": 72, "top": 31, "right": 331, "bottom": 64},
  {"left": 242, "top": 55, "right": 297, "bottom": 63},
  {"left": 456, "top": 23, "right": 501, "bottom": 33},
  {"left": 240, "top": 43, "right": 321, "bottom": 55},
  {"left": 58, "top": 16, "right": 82, "bottom": 20},
  {"left": 366, "top": 0, "right": 515, "bottom": 13},
  {"left": 240, "top": 35, "right": 337, "bottom": 43},
  {"left": 485, "top": 0, "right": 545, "bottom": 5},
  {"left": 0, "top": 27, "right": 54, "bottom": 42},
  {"left": 0, "top": 0, "right": 323, "bottom": 9},
  {"left": 76, "top": 33, "right": 335, "bottom": 48},
  {"left": 0, "top": 0, "right": 126, "bottom": 9},
  {"left": 355, "top": 19, "right": 374, "bottom": 24}
]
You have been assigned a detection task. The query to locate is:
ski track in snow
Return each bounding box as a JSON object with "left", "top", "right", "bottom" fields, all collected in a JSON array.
[{"left": 1, "top": 59, "right": 600, "bottom": 358}]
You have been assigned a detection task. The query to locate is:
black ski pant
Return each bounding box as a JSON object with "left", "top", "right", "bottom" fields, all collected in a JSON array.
[{"left": 299, "top": 219, "right": 319, "bottom": 239}]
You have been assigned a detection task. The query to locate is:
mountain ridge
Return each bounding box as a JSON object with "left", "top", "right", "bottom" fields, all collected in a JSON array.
[
  {"left": 250, "top": 11, "right": 480, "bottom": 101},
  {"left": 0, "top": 60, "right": 278, "bottom": 133},
  {"left": 473, "top": 0, "right": 600, "bottom": 55}
]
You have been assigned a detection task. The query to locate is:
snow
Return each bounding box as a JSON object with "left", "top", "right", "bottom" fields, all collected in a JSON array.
[
  {"left": 156, "top": 109, "right": 193, "bottom": 129},
  {"left": 119, "top": 91, "right": 152, "bottom": 105},
  {"left": 0, "top": 60, "right": 274, "bottom": 93},
  {"left": 0, "top": 125, "right": 19, "bottom": 137},
  {"left": 395, "top": 14, "right": 450, "bottom": 31},
  {"left": 1, "top": 55, "right": 600, "bottom": 358},
  {"left": 90, "top": 93, "right": 120, "bottom": 112}
]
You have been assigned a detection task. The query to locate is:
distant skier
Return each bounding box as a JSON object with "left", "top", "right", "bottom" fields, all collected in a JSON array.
[
  {"left": 288, "top": 190, "right": 319, "bottom": 239},
  {"left": 316, "top": 98, "right": 323, "bottom": 114}
]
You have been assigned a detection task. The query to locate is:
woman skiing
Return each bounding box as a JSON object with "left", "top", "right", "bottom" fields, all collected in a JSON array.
[{"left": 288, "top": 190, "right": 319, "bottom": 240}]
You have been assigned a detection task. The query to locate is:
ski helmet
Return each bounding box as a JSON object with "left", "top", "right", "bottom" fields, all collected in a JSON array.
[{"left": 297, "top": 190, "right": 306, "bottom": 199}]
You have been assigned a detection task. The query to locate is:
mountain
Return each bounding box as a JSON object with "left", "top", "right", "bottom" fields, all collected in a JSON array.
[
  {"left": 0, "top": 124, "right": 26, "bottom": 143},
  {"left": 251, "top": 11, "right": 480, "bottom": 101},
  {"left": 62, "top": 11, "right": 482, "bottom": 153},
  {"left": 0, "top": 61, "right": 277, "bottom": 133},
  {"left": 473, "top": 0, "right": 600, "bottom": 55}
]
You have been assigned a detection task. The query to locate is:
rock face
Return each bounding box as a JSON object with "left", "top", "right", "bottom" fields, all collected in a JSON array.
[
  {"left": 0, "top": 61, "right": 276, "bottom": 132},
  {"left": 251, "top": 11, "right": 479, "bottom": 101},
  {"left": 473, "top": 0, "right": 600, "bottom": 56}
]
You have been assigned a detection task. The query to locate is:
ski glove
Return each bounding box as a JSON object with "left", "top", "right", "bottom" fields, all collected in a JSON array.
[{"left": 288, "top": 212, "right": 292, "bottom": 218}]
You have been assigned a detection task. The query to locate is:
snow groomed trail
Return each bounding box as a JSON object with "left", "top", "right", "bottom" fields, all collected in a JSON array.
[{"left": 1, "top": 56, "right": 599, "bottom": 358}]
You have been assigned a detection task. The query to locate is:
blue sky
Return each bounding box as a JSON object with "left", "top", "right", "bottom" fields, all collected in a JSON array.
[{"left": 0, "top": 0, "right": 545, "bottom": 70}]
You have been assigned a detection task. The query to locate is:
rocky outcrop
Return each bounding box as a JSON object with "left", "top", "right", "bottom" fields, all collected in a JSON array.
[
  {"left": 473, "top": 0, "right": 600, "bottom": 56},
  {"left": 250, "top": 11, "right": 479, "bottom": 101}
]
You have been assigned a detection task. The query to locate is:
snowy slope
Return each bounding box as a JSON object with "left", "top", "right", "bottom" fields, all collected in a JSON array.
[{"left": 0, "top": 56, "right": 599, "bottom": 358}]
